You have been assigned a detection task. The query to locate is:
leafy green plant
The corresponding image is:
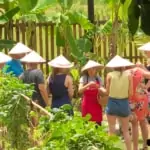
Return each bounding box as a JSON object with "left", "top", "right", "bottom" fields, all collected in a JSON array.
[
  {"left": 0, "top": 71, "right": 33, "bottom": 150},
  {"left": 28, "top": 105, "right": 121, "bottom": 150},
  {"left": 51, "top": 0, "right": 94, "bottom": 64},
  {"left": 0, "top": 39, "right": 16, "bottom": 51}
]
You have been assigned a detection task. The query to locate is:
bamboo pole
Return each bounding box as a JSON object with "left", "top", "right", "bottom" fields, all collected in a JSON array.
[{"left": 20, "top": 94, "right": 52, "bottom": 118}]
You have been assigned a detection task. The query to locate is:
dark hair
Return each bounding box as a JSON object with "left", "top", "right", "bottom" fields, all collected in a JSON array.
[
  {"left": 50, "top": 67, "right": 70, "bottom": 80},
  {"left": 50, "top": 68, "right": 59, "bottom": 80}
]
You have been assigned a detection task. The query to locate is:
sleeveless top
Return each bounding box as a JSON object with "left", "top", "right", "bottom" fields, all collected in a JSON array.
[
  {"left": 130, "top": 69, "right": 146, "bottom": 101},
  {"left": 49, "top": 74, "right": 71, "bottom": 108},
  {"left": 109, "top": 71, "right": 129, "bottom": 99}
]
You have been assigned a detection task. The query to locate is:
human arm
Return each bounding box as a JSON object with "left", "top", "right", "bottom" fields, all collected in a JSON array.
[
  {"left": 36, "top": 71, "right": 49, "bottom": 106},
  {"left": 146, "top": 80, "right": 150, "bottom": 89},
  {"left": 99, "top": 87, "right": 108, "bottom": 96},
  {"left": 105, "top": 73, "right": 111, "bottom": 96},
  {"left": 97, "top": 76, "right": 107, "bottom": 95},
  {"left": 46, "top": 76, "right": 51, "bottom": 95},
  {"left": 128, "top": 74, "right": 133, "bottom": 97},
  {"left": 18, "top": 73, "right": 24, "bottom": 80},
  {"left": 137, "top": 67, "right": 150, "bottom": 79},
  {"left": 38, "top": 83, "right": 49, "bottom": 106},
  {"left": 78, "top": 81, "right": 98, "bottom": 94},
  {"left": 65, "top": 75, "right": 74, "bottom": 99}
]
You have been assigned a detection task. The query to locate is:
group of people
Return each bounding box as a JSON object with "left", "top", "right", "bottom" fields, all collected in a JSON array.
[{"left": 1, "top": 42, "right": 150, "bottom": 150}]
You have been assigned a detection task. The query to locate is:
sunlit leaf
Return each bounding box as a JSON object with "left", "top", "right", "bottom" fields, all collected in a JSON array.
[
  {"left": 100, "top": 20, "right": 112, "bottom": 34},
  {"left": 31, "top": 0, "right": 57, "bottom": 13},
  {"left": 76, "top": 38, "right": 92, "bottom": 52},
  {"left": 67, "top": 11, "right": 94, "bottom": 30},
  {"left": 0, "top": 39, "right": 16, "bottom": 51},
  {"left": 0, "top": 6, "right": 20, "bottom": 24},
  {"left": 57, "top": 0, "right": 73, "bottom": 10}
]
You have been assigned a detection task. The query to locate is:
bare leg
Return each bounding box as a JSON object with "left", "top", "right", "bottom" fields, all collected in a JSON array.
[
  {"left": 119, "top": 116, "right": 132, "bottom": 150},
  {"left": 107, "top": 114, "right": 117, "bottom": 135},
  {"left": 131, "top": 116, "right": 139, "bottom": 150},
  {"left": 139, "top": 119, "right": 148, "bottom": 149}
]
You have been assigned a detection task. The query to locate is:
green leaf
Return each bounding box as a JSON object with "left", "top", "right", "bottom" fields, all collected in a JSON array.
[
  {"left": 31, "top": 0, "right": 57, "bottom": 13},
  {"left": 56, "top": 25, "right": 65, "bottom": 47},
  {"left": 67, "top": 11, "right": 94, "bottom": 30},
  {"left": 57, "top": 0, "right": 73, "bottom": 10},
  {"left": 18, "top": 0, "right": 37, "bottom": 13},
  {"left": 60, "top": 104, "right": 72, "bottom": 111},
  {"left": 70, "top": 69, "right": 79, "bottom": 81},
  {"left": 65, "top": 26, "right": 79, "bottom": 58},
  {"left": 119, "top": 0, "right": 132, "bottom": 21},
  {"left": 100, "top": 20, "right": 112, "bottom": 34},
  {"left": 128, "top": 0, "right": 140, "bottom": 35},
  {"left": 76, "top": 38, "right": 92, "bottom": 53},
  {"left": 0, "top": 40, "right": 16, "bottom": 51},
  {"left": 0, "top": 6, "right": 20, "bottom": 24}
]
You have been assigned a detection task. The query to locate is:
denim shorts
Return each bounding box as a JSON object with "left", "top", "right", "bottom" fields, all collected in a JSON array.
[{"left": 106, "top": 97, "right": 131, "bottom": 117}]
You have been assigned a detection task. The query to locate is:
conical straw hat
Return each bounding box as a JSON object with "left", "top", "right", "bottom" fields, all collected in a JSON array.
[
  {"left": 8, "top": 42, "right": 32, "bottom": 54},
  {"left": 81, "top": 60, "right": 104, "bottom": 72},
  {"left": 48, "top": 55, "right": 74, "bottom": 68},
  {"left": 20, "top": 51, "right": 46, "bottom": 63},
  {"left": 138, "top": 42, "right": 150, "bottom": 51},
  {"left": 106, "top": 55, "right": 134, "bottom": 68},
  {"left": 0, "top": 52, "right": 12, "bottom": 63}
]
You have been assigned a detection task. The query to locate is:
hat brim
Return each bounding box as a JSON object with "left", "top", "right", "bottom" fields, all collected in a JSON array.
[
  {"left": 48, "top": 62, "right": 74, "bottom": 68},
  {"left": 81, "top": 65, "right": 104, "bottom": 72},
  {"left": 21, "top": 61, "right": 46, "bottom": 63},
  {"left": 9, "top": 52, "right": 31, "bottom": 55},
  {"left": 106, "top": 64, "right": 135, "bottom": 68}
]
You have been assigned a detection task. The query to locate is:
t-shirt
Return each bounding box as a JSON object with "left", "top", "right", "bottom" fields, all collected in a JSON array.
[
  {"left": 20, "top": 69, "right": 45, "bottom": 107},
  {"left": 80, "top": 75, "right": 103, "bottom": 85},
  {"left": 5, "top": 59, "right": 24, "bottom": 77}
]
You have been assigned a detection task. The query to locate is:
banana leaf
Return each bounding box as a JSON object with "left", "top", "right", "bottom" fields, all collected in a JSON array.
[
  {"left": 0, "top": 6, "right": 20, "bottom": 24},
  {"left": 0, "top": 40, "right": 16, "bottom": 51}
]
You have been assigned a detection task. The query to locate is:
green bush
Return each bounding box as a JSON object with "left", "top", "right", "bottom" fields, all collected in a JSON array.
[
  {"left": 0, "top": 72, "right": 33, "bottom": 150},
  {"left": 29, "top": 105, "right": 121, "bottom": 150}
]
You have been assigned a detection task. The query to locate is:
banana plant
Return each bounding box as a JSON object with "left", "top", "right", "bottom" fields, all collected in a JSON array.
[
  {"left": 54, "top": 0, "right": 94, "bottom": 65},
  {"left": 98, "top": 0, "right": 132, "bottom": 57},
  {"left": 128, "top": 0, "right": 150, "bottom": 36},
  {"left": 0, "top": 0, "right": 57, "bottom": 50}
]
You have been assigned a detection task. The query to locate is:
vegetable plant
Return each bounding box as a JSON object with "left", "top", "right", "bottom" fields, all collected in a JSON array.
[
  {"left": 29, "top": 105, "right": 121, "bottom": 150},
  {"left": 0, "top": 71, "right": 33, "bottom": 150}
]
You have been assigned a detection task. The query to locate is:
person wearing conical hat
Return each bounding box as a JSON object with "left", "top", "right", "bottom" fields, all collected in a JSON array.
[
  {"left": 105, "top": 55, "right": 134, "bottom": 150},
  {"left": 47, "top": 55, "right": 74, "bottom": 115},
  {"left": 138, "top": 42, "right": 150, "bottom": 58},
  {"left": 20, "top": 51, "right": 49, "bottom": 109},
  {"left": 4, "top": 42, "right": 32, "bottom": 77},
  {"left": 0, "top": 52, "right": 12, "bottom": 69},
  {"left": 78, "top": 60, "right": 106, "bottom": 125}
]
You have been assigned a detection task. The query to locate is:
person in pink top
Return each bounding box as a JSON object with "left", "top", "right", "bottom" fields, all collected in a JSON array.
[
  {"left": 78, "top": 60, "right": 106, "bottom": 125},
  {"left": 127, "top": 62, "right": 150, "bottom": 150}
]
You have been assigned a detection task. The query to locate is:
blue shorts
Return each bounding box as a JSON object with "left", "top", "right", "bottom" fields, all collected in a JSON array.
[{"left": 106, "top": 97, "right": 131, "bottom": 117}]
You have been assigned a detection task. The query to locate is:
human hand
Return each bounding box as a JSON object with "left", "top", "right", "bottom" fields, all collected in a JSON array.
[{"left": 88, "top": 81, "right": 98, "bottom": 88}]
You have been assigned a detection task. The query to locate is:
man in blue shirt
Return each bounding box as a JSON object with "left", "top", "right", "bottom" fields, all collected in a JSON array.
[
  {"left": 5, "top": 58, "right": 24, "bottom": 77},
  {"left": 4, "top": 42, "right": 32, "bottom": 77}
]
